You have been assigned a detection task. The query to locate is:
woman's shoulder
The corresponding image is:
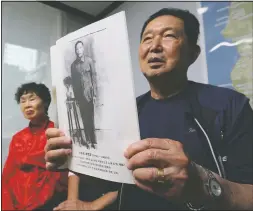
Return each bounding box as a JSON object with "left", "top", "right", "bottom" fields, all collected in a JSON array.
[
  {"left": 48, "top": 120, "right": 55, "bottom": 128},
  {"left": 14, "top": 127, "right": 29, "bottom": 137},
  {"left": 11, "top": 127, "right": 30, "bottom": 144}
]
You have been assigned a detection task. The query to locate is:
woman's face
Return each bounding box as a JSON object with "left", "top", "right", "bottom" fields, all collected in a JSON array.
[{"left": 19, "top": 92, "right": 46, "bottom": 121}]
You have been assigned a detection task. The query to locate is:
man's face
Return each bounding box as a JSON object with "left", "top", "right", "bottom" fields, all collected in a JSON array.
[
  {"left": 76, "top": 42, "right": 84, "bottom": 58},
  {"left": 20, "top": 92, "right": 46, "bottom": 121},
  {"left": 139, "top": 15, "right": 192, "bottom": 79}
]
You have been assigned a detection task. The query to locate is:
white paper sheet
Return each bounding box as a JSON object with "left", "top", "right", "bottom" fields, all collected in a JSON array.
[{"left": 51, "top": 11, "right": 140, "bottom": 184}]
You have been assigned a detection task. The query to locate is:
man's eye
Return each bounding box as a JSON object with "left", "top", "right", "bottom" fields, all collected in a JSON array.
[
  {"left": 164, "top": 34, "right": 176, "bottom": 38},
  {"left": 143, "top": 37, "right": 152, "bottom": 42},
  {"left": 165, "top": 34, "right": 176, "bottom": 38}
]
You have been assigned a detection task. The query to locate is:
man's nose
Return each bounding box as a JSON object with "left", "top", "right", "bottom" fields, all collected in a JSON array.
[{"left": 150, "top": 36, "right": 163, "bottom": 53}]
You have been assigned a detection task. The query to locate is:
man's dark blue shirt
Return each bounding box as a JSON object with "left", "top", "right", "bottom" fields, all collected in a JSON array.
[{"left": 120, "top": 81, "right": 253, "bottom": 210}]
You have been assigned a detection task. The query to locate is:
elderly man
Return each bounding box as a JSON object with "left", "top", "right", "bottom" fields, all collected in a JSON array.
[{"left": 45, "top": 8, "right": 253, "bottom": 210}]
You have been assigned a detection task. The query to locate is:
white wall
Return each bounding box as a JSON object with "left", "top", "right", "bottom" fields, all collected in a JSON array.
[
  {"left": 1, "top": 2, "right": 89, "bottom": 165},
  {"left": 109, "top": 2, "right": 208, "bottom": 97}
]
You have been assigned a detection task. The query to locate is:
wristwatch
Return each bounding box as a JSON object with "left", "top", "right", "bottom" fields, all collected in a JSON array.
[
  {"left": 186, "top": 162, "right": 223, "bottom": 210},
  {"left": 205, "top": 170, "right": 222, "bottom": 198}
]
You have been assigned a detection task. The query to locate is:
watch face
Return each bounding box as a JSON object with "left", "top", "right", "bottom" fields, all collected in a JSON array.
[{"left": 210, "top": 179, "right": 222, "bottom": 197}]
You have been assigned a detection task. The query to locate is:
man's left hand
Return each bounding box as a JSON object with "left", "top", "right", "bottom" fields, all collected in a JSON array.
[
  {"left": 124, "top": 138, "right": 190, "bottom": 200},
  {"left": 53, "top": 191, "right": 118, "bottom": 210}
]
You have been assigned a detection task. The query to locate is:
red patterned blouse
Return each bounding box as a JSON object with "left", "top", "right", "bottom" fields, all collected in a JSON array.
[{"left": 2, "top": 121, "right": 68, "bottom": 210}]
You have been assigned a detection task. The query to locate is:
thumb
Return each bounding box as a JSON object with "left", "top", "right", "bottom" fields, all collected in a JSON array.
[{"left": 93, "top": 191, "right": 118, "bottom": 210}]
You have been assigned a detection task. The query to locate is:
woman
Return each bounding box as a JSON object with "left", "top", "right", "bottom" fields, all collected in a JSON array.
[{"left": 2, "top": 82, "right": 68, "bottom": 210}]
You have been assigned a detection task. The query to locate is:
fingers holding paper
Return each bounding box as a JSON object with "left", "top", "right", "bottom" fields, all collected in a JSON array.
[
  {"left": 125, "top": 138, "right": 190, "bottom": 200},
  {"left": 45, "top": 128, "right": 72, "bottom": 170}
]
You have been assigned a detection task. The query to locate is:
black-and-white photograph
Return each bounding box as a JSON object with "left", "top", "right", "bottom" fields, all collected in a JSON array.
[
  {"left": 63, "top": 37, "right": 98, "bottom": 149},
  {"left": 52, "top": 12, "right": 141, "bottom": 184}
]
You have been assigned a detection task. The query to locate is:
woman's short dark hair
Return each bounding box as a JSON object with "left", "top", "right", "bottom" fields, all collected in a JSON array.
[
  {"left": 140, "top": 8, "right": 200, "bottom": 45},
  {"left": 15, "top": 82, "right": 51, "bottom": 114}
]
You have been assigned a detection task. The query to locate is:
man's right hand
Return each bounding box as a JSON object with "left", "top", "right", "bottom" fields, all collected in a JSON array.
[{"left": 44, "top": 128, "right": 72, "bottom": 171}]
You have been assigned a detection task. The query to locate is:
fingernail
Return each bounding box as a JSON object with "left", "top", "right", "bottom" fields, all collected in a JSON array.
[
  {"left": 59, "top": 131, "right": 65, "bottom": 136},
  {"left": 126, "top": 162, "right": 131, "bottom": 169},
  {"left": 64, "top": 138, "right": 72, "bottom": 143},
  {"left": 66, "top": 149, "right": 72, "bottom": 154},
  {"left": 124, "top": 150, "right": 129, "bottom": 158}
]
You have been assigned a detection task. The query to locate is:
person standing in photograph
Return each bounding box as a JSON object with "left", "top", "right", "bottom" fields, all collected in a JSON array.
[{"left": 71, "top": 40, "right": 97, "bottom": 149}]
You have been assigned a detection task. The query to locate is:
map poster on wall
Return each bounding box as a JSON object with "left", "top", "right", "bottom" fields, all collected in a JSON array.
[{"left": 200, "top": 2, "right": 253, "bottom": 108}]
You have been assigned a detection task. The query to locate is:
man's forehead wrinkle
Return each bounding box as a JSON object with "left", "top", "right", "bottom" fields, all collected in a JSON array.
[{"left": 143, "top": 17, "right": 184, "bottom": 38}]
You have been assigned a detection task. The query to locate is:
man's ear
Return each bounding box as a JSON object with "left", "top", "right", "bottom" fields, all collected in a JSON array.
[{"left": 189, "top": 45, "right": 201, "bottom": 65}]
